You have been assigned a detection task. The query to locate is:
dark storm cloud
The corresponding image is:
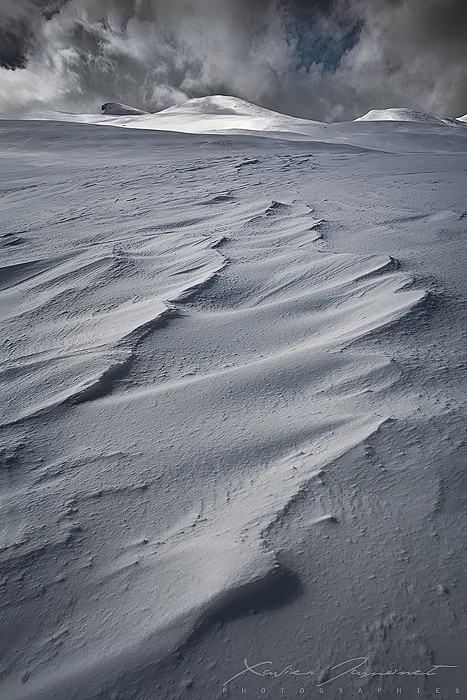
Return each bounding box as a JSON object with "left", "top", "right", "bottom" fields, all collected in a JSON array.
[
  {"left": 0, "top": 0, "right": 466, "bottom": 119},
  {"left": 0, "top": 0, "right": 67, "bottom": 68},
  {"left": 0, "top": 29, "right": 28, "bottom": 69},
  {"left": 336, "top": 0, "right": 467, "bottom": 117}
]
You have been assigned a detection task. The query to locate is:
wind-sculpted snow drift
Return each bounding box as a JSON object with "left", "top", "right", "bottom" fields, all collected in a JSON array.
[
  {"left": 0, "top": 102, "right": 466, "bottom": 699},
  {"left": 1, "top": 201, "right": 226, "bottom": 424}
]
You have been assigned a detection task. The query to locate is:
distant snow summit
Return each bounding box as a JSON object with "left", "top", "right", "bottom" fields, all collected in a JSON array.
[
  {"left": 356, "top": 108, "right": 463, "bottom": 126},
  {"left": 101, "top": 102, "right": 148, "bottom": 115}
]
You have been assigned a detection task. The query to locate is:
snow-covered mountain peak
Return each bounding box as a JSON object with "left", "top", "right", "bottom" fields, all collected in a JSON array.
[{"left": 158, "top": 95, "right": 294, "bottom": 119}]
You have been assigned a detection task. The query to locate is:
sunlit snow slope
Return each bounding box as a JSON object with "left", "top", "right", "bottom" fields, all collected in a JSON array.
[
  {"left": 20, "top": 95, "right": 322, "bottom": 135},
  {"left": 0, "top": 100, "right": 466, "bottom": 700}
]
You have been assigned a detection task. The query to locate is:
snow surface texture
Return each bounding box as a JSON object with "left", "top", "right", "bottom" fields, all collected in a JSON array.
[{"left": 0, "top": 99, "right": 466, "bottom": 700}]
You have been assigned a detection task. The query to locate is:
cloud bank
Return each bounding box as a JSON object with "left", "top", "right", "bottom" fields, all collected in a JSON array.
[{"left": 0, "top": 0, "right": 466, "bottom": 121}]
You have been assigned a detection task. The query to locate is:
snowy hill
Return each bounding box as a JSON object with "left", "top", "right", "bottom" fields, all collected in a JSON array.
[
  {"left": 356, "top": 107, "right": 461, "bottom": 125},
  {"left": 11, "top": 95, "right": 323, "bottom": 136},
  {"left": 96, "top": 94, "right": 323, "bottom": 134},
  {"left": 11, "top": 98, "right": 467, "bottom": 152},
  {"left": 159, "top": 94, "right": 291, "bottom": 117},
  {"left": 101, "top": 102, "right": 148, "bottom": 115},
  {"left": 151, "top": 94, "right": 323, "bottom": 132}
]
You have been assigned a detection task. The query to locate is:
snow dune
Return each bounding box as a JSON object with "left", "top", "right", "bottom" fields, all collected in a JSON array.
[
  {"left": 0, "top": 102, "right": 466, "bottom": 699},
  {"left": 1, "top": 205, "right": 225, "bottom": 425}
]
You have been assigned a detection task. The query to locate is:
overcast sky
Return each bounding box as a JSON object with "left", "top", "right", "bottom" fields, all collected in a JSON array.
[{"left": 0, "top": 0, "right": 466, "bottom": 120}]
